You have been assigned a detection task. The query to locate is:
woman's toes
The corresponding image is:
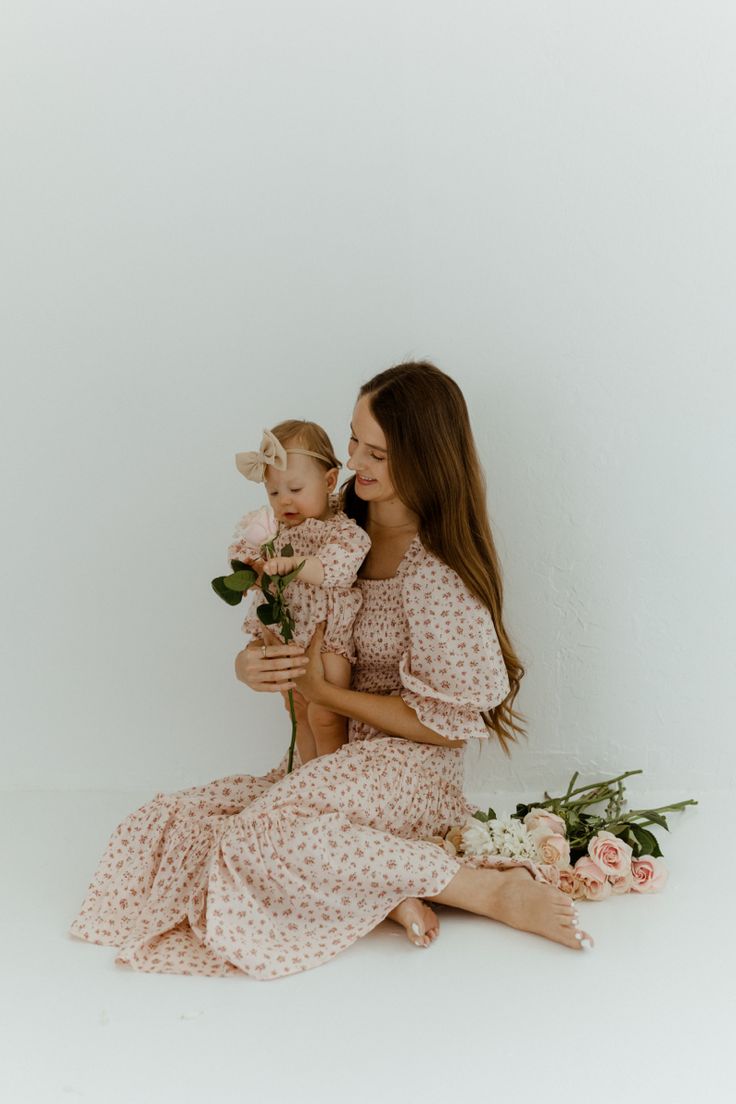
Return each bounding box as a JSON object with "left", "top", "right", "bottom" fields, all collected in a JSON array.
[{"left": 389, "top": 898, "right": 440, "bottom": 947}]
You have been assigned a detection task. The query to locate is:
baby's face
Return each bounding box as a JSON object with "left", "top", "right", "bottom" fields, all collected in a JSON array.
[{"left": 264, "top": 452, "right": 335, "bottom": 527}]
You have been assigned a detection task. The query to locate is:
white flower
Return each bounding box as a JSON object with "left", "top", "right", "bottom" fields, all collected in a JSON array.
[
  {"left": 487, "top": 813, "right": 541, "bottom": 861},
  {"left": 460, "top": 819, "right": 495, "bottom": 856}
]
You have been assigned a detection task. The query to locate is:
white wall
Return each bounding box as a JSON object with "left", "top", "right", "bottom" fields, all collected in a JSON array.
[{"left": 2, "top": 1, "right": 734, "bottom": 801}]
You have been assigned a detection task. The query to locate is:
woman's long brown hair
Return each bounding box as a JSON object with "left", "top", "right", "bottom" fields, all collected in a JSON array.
[{"left": 340, "top": 361, "right": 527, "bottom": 757}]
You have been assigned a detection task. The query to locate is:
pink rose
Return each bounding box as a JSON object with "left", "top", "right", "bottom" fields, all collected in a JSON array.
[
  {"left": 630, "top": 855, "right": 669, "bottom": 893},
  {"left": 587, "top": 830, "right": 633, "bottom": 878},
  {"left": 574, "top": 856, "right": 612, "bottom": 901},
  {"left": 534, "top": 831, "right": 571, "bottom": 870},
  {"left": 537, "top": 863, "right": 561, "bottom": 888},
  {"left": 609, "top": 869, "right": 635, "bottom": 895},
  {"left": 237, "top": 506, "right": 279, "bottom": 550},
  {"left": 524, "top": 808, "right": 567, "bottom": 837},
  {"left": 558, "top": 866, "right": 577, "bottom": 896}
]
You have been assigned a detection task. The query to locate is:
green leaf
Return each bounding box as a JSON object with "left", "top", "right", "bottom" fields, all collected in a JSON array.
[
  {"left": 638, "top": 810, "right": 669, "bottom": 830},
  {"left": 230, "top": 559, "right": 250, "bottom": 572},
  {"left": 630, "top": 824, "right": 663, "bottom": 859},
  {"left": 211, "top": 577, "right": 242, "bottom": 606},
  {"left": 223, "top": 569, "right": 257, "bottom": 592},
  {"left": 473, "top": 810, "right": 490, "bottom": 823},
  {"left": 281, "top": 543, "right": 294, "bottom": 557},
  {"left": 256, "top": 603, "right": 280, "bottom": 626}
]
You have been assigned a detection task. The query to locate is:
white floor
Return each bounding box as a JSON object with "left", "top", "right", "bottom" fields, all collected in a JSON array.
[{"left": 1, "top": 787, "right": 733, "bottom": 1104}]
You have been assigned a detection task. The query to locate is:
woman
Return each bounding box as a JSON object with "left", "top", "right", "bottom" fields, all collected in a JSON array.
[{"left": 69, "top": 361, "right": 593, "bottom": 978}]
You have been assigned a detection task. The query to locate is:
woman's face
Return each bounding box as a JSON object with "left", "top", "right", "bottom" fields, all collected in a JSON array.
[{"left": 346, "top": 395, "right": 396, "bottom": 501}]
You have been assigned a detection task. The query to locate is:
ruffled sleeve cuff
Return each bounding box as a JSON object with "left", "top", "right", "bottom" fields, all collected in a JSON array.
[{"left": 398, "top": 657, "right": 508, "bottom": 742}]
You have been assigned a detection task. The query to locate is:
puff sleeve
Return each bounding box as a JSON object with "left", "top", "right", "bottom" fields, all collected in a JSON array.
[
  {"left": 398, "top": 552, "right": 511, "bottom": 742},
  {"left": 314, "top": 514, "right": 371, "bottom": 588}
]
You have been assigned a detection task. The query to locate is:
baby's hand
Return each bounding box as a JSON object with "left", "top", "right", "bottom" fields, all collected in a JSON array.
[
  {"left": 263, "top": 555, "right": 299, "bottom": 576},
  {"left": 235, "top": 549, "right": 266, "bottom": 577}
]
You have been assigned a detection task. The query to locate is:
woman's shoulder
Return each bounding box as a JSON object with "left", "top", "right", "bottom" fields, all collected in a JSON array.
[
  {"left": 401, "top": 534, "right": 452, "bottom": 579},
  {"left": 401, "top": 536, "right": 483, "bottom": 606}
]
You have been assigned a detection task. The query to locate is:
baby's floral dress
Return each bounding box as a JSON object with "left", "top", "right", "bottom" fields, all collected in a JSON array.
[
  {"left": 227, "top": 493, "right": 371, "bottom": 665},
  {"left": 69, "top": 533, "right": 549, "bottom": 979}
]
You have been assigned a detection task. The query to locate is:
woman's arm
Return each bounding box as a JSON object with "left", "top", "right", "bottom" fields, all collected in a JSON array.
[
  {"left": 293, "top": 625, "right": 466, "bottom": 749},
  {"left": 316, "top": 682, "right": 466, "bottom": 749}
]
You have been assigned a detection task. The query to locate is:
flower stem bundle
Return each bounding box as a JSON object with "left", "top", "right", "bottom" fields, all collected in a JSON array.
[
  {"left": 431, "top": 770, "right": 697, "bottom": 900},
  {"left": 212, "top": 506, "right": 305, "bottom": 773}
]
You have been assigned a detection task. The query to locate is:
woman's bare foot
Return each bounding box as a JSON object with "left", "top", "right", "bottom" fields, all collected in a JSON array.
[
  {"left": 428, "top": 865, "right": 594, "bottom": 951},
  {"left": 387, "top": 897, "right": 440, "bottom": 948},
  {"left": 491, "top": 868, "right": 594, "bottom": 951}
]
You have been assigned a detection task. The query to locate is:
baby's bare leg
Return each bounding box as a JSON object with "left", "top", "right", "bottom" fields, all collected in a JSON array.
[{"left": 308, "top": 652, "right": 351, "bottom": 757}]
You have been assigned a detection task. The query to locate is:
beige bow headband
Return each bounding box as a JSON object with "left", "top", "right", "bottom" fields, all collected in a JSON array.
[{"left": 235, "top": 428, "right": 341, "bottom": 483}]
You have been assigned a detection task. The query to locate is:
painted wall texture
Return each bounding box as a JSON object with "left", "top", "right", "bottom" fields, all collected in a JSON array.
[{"left": 2, "top": 2, "right": 733, "bottom": 797}]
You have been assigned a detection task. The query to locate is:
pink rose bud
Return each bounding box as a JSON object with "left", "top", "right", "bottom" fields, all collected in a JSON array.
[
  {"left": 587, "top": 830, "right": 633, "bottom": 877},
  {"left": 557, "top": 866, "right": 577, "bottom": 896},
  {"left": 524, "top": 808, "right": 567, "bottom": 837},
  {"left": 630, "top": 855, "right": 669, "bottom": 893},
  {"left": 608, "top": 870, "right": 636, "bottom": 895}
]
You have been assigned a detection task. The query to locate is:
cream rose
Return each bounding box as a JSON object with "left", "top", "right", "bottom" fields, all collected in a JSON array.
[
  {"left": 238, "top": 506, "right": 279, "bottom": 549},
  {"left": 574, "top": 856, "right": 612, "bottom": 901},
  {"left": 524, "top": 808, "right": 567, "bottom": 837},
  {"left": 423, "top": 835, "right": 458, "bottom": 857},
  {"left": 445, "top": 825, "right": 465, "bottom": 853},
  {"left": 558, "top": 866, "right": 577, "bottom": 896},
  {"left": 534, "top": 831, "right": 571, "bottom": 870},
  {"left": 609, "top": 869, "right": 635, "bottom": 895},
  {"left": 587, "top": 830, "right": 633, "bottom": 878},
  {"left": 537, "top": 863, "right": 561, "bottom": 888},
  {"left": 630, "top": 855, "right": 669, "bottom": 893}
]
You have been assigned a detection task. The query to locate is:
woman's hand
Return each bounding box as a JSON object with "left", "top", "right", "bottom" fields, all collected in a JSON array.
[
  {"left": 291, "top": 623, "right": 327, "bottom": 704},
  {"left": 234, "top": 625, "right": 309, "bottom": 692}
]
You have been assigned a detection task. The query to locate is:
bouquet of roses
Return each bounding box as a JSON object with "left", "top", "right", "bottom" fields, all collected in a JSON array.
[
  {"left": 212, "top": 505, "right": 305, "bottom": 773},
  {"left": 425, "top": 769, "right": 697, "bottom": 900}
]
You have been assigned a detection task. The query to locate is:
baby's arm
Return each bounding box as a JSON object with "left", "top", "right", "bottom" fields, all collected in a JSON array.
[{"left": 262, "top": 555, "right": 324, "bottom": 585}]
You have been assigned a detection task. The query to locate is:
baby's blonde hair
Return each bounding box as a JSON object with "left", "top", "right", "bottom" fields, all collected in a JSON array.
[{"left": 270, "top": 419, "right": 342, "bottom": 474}]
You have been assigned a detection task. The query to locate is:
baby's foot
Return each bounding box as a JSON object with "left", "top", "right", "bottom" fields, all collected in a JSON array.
[{"left": 387, "top": 897, "right": 439, "bottom": 948}]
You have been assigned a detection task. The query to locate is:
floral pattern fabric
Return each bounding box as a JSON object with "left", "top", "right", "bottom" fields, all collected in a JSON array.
[
  {"left": 227, "top": 492, "right": 371, "bottom": 665},
  {"left": 69, "top": 533, "right": 548, "bottom": 979}
]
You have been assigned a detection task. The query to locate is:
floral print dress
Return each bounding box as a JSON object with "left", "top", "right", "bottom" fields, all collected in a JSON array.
[
  {"left": 69, "top": 534, "right": 549, "bottom": 979},
  {"left": 227, "top": 495, "right": 371, "bottom": 665}
]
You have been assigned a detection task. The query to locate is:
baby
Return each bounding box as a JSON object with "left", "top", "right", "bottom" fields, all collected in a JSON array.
[{"left": 228, "top": 419, "right": 371, "bottom": 762}]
